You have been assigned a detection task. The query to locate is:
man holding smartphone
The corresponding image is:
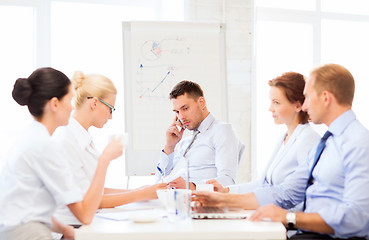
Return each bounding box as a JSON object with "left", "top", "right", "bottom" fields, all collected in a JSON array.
[{"left": 155, "top": 80, "right": 243, "bottom": 190}]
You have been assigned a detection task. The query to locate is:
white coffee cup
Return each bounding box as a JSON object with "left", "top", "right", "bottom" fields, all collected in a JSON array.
[
  {"left": 111, "top": 133, "right": 129, "bottom": 146},
  {"left": 156, "top": 189, "right": 191, "bottom": 222},
  {"left": 196, "top": 184, "right": 214, "bottom": 192}
]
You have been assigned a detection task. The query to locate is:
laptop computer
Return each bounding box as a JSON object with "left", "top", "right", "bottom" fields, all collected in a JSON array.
[{"left": 191, "top": 206, "right": 251, "bottom": 219}]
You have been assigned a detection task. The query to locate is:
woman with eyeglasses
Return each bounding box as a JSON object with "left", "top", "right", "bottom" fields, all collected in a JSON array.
[
  {"left": 52, "top": 71, "right": 166, "bottom": 228},
  {"left": 0, "top": 68, "right": 123, "bottom": 240}
]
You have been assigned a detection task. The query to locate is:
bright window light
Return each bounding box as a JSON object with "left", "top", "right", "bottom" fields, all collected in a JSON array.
[
  {"left": 256, "top": 0, "right": 315, "bottom": 11},
  {"left": 321, "top": 19, "right": 369, "bottom": 129},
  {"left": 321, "top": 0, "right": 369, "bottom": 15},
  {"left": 0, "top": 6, "right": 35, "bottom": 169},
  {"left": 255, "top": 20, "right": 313, "bottom": 176}
]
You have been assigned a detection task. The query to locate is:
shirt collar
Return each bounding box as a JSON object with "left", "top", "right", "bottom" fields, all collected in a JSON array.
[
  {"left": 69, "top": 117, "right": 92, "bottom": 149},
  {"left": 290, "top": 123, "right": 305, "bottom": 137},
  {"left": 196, "top": 113, "right": 215, "bottom": 133},
  {"left": 328, "top": 109, "right": 356, "bottom": 137},
  {"left": 32, "top": 120, "right": 51, "bottom": 137}
]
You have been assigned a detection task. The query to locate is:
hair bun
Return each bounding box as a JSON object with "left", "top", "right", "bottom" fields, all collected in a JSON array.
[
  {"left": 72, "top": 71, "right": 86, "bottom": 90},
  {"left": 12, "top": 78, "right": 32, "bottom": 106}
]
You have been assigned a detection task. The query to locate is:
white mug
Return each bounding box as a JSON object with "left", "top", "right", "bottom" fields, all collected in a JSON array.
[
  {"left": 110, "top": 132, "right": 129, "bottom": 146},
  {"left": 156, "top": 189, "right": 191, "bottom": 222},
  {"left": 196, "top": 184, "right": 214, "bottom": 192}
]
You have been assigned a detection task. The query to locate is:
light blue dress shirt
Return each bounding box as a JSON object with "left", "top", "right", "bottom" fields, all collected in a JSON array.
[
  {"left": 156, "top": 113, "right": 242, "bottom": 186},
  {"left": 254, "top": 110, "right": 369, "bottom": 239}
]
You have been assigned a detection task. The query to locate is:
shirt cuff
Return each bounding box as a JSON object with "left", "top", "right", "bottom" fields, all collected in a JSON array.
[
  {"left": 158, "top": 150, "right": 174, "bottom": 174},
  {"left": 317, "top": 206, "right": 344, "bottom": 235}
]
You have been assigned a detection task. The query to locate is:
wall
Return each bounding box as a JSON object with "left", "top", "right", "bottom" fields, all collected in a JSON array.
[{"left": 187, "top": 0, "right": 253, "bottom": 183}]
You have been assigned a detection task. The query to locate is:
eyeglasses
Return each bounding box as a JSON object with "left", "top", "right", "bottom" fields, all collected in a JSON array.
[{"left": 87, "top": 97, "right": 116, "bottom": 114}]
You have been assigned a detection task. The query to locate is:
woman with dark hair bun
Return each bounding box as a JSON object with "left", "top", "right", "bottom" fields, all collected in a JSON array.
[
  {"left": 0, "top": 67, "right": 123, "bottom": 240},
  {"left": 208, "top": 72, "right": 320, "bottom": 201},
  {"left": 12, "top": 67, "right": 71, "bottom": 119},
  {"left": 12, "top": 78, "right": 32, "bottom": 106}
]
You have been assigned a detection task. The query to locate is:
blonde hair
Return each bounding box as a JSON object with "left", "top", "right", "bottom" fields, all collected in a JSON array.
[{"left": 72, "top": 71, "right": 117, "bottom": 108}]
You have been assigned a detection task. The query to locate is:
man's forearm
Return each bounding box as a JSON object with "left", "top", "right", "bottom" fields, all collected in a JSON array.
[
  {"left": 223, "top": 192, "right": 260, "bottom": 210},
  {"left": 295, "top": 212, "right": 334, "bottom": 234}
]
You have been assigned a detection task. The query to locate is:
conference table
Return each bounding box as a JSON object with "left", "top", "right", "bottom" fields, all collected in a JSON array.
[{"left": 75, "top": 200, "right": 286, "bottom": 240}]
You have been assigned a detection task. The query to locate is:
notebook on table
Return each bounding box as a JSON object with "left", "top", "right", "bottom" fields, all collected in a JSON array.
[{"left": 191, "top": 206, "right": 251, "bottom": 219}]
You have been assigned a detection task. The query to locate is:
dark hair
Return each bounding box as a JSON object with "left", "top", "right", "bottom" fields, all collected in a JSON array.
[
  {"left": 268, "top": 72, "right": 309, "bottom": 124},
  {"left": 169, "top": 80, "right": 204, "bottom": 100},
  {"left": 311, "top": 63, "right": 355, "bottom": 106},
  {"left": 12, "top": 67, "right": 71, "bottom": 118}
]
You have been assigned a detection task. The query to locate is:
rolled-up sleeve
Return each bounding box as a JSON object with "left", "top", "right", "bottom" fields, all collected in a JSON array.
[
  {"left": 228, "top": 180, "right": 262, "bottom": 193},
  {"left": 253, "top": 156, "right": 310, "bottom": 209},
  {"left": 317, "top": 145, "right": 369, "bottom": 238}
]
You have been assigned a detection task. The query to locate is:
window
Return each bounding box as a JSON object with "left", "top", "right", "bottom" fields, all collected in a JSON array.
[
  {"left": 255, "top": 20, "right": 313, "bottom": 176},
  {"left": 256, "top": 0, "right": 315, "bottom": 11},
  {"left": 254, "top": 1, "right": 369, "bottom": 178},
  {"left": 0, "top": 0, "right": 184, "bottom": 188},
  {"left": 321, "top": 19, "right": 369, "bottom": 126},
  {"left": 321, "top": 0, "right": 369, "bottom": 15},
  {"left": 0, "top": 5, "right": 35, "bottom": 169}
]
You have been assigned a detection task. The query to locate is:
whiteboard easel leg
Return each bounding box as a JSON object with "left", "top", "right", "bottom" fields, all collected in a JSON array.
[{"left": 126, "top": 176, "right": 130, "bottom": 189}]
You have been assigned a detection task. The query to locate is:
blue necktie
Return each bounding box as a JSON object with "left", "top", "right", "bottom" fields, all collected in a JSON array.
[{"left": 303, "top": 131, "right": 332, "bottom": 210}]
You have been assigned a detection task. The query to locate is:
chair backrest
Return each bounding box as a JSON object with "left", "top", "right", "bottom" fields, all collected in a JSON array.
[{"left": 238, "top": 142, "right": 246, "bottom": 164}]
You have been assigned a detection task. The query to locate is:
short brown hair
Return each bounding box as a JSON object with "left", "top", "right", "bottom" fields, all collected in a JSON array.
[
  {"left": 311, "top": 64, "right": 355, "bottom": 106},
  {"left": 169, "top": 80, "right": 204, "bottom": 100},
  {"left": 268, "top": 72, "right": 309, "bottom": 124}
]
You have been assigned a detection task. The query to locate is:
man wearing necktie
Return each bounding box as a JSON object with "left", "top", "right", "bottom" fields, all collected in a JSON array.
[
  {"left": 155, "top": 80, "right": 243, "bottom": 190},
  {"left": 192, "top": 64, "right": 369, "bottom": 239}
]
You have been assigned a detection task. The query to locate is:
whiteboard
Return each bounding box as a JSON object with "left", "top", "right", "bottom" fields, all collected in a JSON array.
[{"left": 123, "top": 21, "right": 227, "bottom": 176}]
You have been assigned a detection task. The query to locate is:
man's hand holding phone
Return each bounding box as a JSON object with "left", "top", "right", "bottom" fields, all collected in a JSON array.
[
  {"left": 163, "top": 115, "right": 186, "bottom": 155},
  {"left": 176, "top": 117, "right": 186, "bottom": 131}
]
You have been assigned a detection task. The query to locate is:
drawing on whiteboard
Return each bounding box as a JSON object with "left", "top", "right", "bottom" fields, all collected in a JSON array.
[
  {"left": 140, "top": 37, "right": 190, "bottom": 61},
  {"left": 151, "top": 71, "right": 170, "bottom": 92},
  {"left": 135, "top": 63, "right": 177, "bottom": 100}
]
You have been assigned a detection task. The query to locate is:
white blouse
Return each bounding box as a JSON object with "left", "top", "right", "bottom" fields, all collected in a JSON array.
[
  {"left": 0, "top": 121, "right": 83, "bottom": 232},
  {"left": 53, "top": 118, "right": 99, "bottom": 225}
]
